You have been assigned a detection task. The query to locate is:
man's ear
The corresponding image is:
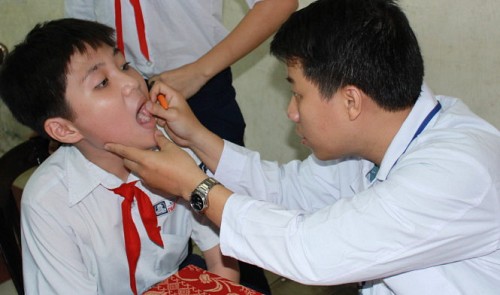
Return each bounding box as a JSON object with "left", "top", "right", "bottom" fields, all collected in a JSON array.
[
  {"left": 44, "top": 118, "right": 82, "bottom": 144},
  {"left": 342, "top": 85, "right": 363, "bottom": 121}
]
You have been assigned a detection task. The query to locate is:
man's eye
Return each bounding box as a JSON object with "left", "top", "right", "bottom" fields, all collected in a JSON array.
[
  {"left": 95, "top": 78, "right": 109, "bottom": 89},
  {"left": 121, "top": 62, "right": 131, "bottom": 71}
]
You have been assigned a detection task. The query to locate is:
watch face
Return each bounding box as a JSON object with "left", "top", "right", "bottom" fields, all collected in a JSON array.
[{"left": 191, "top": 194, "right": 205, "bottom": 211}]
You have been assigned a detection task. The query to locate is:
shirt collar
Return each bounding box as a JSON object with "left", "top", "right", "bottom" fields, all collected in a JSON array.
[
  {"left": 375, "top": 84, "right": 439, "bottom": 181},
  {"left": 65, "top": 146, "right": 137, "bottom": 206}
]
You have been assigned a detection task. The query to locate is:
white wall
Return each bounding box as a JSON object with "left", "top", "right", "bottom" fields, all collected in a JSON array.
[{"left": 1, "top": 0, "right": 499, "bottom": 161}]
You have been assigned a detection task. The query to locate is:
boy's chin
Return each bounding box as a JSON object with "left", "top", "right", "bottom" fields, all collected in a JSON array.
[
  {"left": 118, "top": 142, "right": 157, "bottom": 151},
  {"left": 140, "top": 137, "right": 159, "bottom": 151},
  {"left": 122, "top": 132, "right": 158, "bottom": 150}
]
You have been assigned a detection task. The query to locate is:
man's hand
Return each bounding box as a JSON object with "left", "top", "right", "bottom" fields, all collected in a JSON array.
[
  {"left": 147, "top": 82, "right": 225, "bottom": 174},
  {"left": 147, "top": 82, "right": 208, "bottom": 148},
  {"left": 105, "top": 132, "right": 207, "bottom": 200}
]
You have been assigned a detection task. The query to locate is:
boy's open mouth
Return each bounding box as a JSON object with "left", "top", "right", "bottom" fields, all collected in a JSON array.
[{"left": 136, "top": 102, "right": 153, "bottom": 125}]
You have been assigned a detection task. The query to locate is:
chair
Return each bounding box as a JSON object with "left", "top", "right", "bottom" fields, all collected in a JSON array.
[{"left": 0, "top": 136, "right": 50, "bottom": 295}]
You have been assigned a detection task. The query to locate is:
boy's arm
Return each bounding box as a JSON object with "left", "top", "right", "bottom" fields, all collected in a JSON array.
[
  {"left": 22, "top": 201, "right": 96, "bottom": 294},
  {"left": 202, "top": 244, "right": 240, "bottom": 283},
  {"left": 150, "top": 0, "right": 298, "bottom": 99}
]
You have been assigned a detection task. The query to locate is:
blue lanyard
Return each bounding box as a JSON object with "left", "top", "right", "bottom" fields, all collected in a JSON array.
[
  {"left": 410, "top": 101, "right": 441, "bottom": 145},
  {"left": 393, "top": 101, "right": 442, "bottom": 170},
  {"left": 404, "top": 102, "right": 442, "bottom": 154},
  {"left": 369, "top": 102, "right": 442, "bottom": 182}
]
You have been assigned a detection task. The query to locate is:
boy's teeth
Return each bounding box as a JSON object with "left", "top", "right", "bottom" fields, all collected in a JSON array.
[
  {"left": 137, "top": 105, "right": 152, "bottom": 123},
  {"left": 137, "top": 111, "right": 151, "bottom": 123}
]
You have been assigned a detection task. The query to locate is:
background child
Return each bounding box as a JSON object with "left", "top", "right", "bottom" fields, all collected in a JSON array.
[{"left": 0, "top": 18, "right": 238, "bottom": 294}]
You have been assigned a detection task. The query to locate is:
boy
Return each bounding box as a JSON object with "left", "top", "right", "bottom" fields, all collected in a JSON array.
[
  {"left": 106, "top": 0, "right": 500, "bottom": 294},
  {"left": 0, "top": 18, "right": 238, "bottom": 294}
]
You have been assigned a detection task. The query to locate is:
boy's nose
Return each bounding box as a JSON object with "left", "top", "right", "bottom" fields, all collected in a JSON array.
[
  {"left": 287, "top": 98, "right": 299, "bottom": 122},
  {"left": 120, "top": 73, "right": 141, "bottom": 96}
]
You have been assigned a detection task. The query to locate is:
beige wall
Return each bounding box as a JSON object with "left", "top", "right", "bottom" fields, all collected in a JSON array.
[
  {"left": 227, "top": 0, "right": 500, "bottom": 162},
  {"left": 0, "top": 0, "right": 64, "bottom": 154},
  {"left": 1, "top": 0, "right": 499, "bottom": 161}
]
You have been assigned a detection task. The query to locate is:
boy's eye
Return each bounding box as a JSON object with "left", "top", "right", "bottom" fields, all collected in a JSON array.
[
  {"left": 121, "top": 62, "right": 131, "bottom": 71},
  {"left": 292, "top": 91, "right": 302, "bottom": 100},
  {"left": 95, "top": 78, "right": 109, "bottom": 89}
]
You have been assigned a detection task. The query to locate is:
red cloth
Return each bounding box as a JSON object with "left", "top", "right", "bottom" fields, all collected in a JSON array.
[
  {"left": 114, "top": 0, "right": 150, "bottom": 60},
  {"left": 110, "top": 181, "right": 164, "bottom": 295},
  {"left": 144, "top": 264, "right": 264, "bottom": 295}
]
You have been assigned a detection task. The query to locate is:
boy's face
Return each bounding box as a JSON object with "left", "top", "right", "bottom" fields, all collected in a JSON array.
[
  {"left": 64, "top": 44, "right": 157, "bottom": 150},
  {"left": 286, "top": 63, "right": 353, "bottom": 161}
]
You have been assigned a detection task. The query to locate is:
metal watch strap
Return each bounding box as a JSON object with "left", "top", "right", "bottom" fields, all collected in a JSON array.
[{"left": 190, "top": 177, "right": 220, "bottom": 213}]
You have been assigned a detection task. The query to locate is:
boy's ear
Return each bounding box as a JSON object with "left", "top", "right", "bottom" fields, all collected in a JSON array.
[
  {"left": 342, "top": 85, "right": 363, "bottom": 121},
  {"left": 44, "top": 118, "right": 82, "bottom": 144}
]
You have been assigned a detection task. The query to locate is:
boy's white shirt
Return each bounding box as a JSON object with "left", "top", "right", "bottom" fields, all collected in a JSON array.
[{"left": 21, "top": 126, "right": 219, "bottom": 294}]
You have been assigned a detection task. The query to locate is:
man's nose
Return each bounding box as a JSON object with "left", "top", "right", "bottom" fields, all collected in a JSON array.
[{"left": 287, "top": 98, "right": 299, "bottom": 122}]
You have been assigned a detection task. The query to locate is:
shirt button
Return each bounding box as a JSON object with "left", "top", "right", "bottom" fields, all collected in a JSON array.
[{"left": 146, "top": 61, "right": 153, "bottom": 66}]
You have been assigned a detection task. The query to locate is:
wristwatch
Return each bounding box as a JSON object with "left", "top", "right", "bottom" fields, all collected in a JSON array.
[{"left": 190, "top": 177, "right": 221, "bottom": 213}]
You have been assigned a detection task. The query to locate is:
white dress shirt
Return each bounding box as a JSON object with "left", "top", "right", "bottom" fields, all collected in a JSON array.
[
  {"left": 215, "top": 86, "right": 500, "bottom": 294},
  {"left": 64, "top": 0, "right": 262, "bottom": 77},
  {"left": 21, "top": 145, "right": 220, "bottom": 295}
]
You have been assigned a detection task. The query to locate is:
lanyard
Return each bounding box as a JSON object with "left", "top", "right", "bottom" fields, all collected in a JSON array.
[
  {"left": 404, "top": 102, "right": 442, "bottom": 154},
  {"left": 370, "top": 102, "right": 442, "bottom": 182},
  {"left": 392, "top": 101, "right": 442, "bottom": 170}
]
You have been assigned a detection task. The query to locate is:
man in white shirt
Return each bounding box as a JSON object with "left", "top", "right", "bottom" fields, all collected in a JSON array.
[{"left": 106, "top": 0, "right": 500, "bottom": 294}]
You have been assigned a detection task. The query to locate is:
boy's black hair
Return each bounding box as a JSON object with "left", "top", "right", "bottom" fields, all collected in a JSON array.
[
  {"left": 270, "top": 0, "right": 423, "bottom": 111},
  {"left": 0, "top": 18, "right": 115, "bottom": 138}
]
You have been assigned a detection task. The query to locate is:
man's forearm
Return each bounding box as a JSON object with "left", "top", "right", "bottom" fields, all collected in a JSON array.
[
  {"left": 203, "top": 185, "right": 233, "bottom": 227},
  {"left": 189, "top": 128, "right": 226, "bottom": 174}
]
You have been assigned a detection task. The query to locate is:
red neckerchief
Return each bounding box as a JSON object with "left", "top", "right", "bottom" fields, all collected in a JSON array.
[{"left": 115, "top": 0, "right": 150, "bottom": 60}]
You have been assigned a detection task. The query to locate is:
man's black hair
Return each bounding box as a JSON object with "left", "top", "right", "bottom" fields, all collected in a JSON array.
[{"left": 270, "top": 0, "right": 424, "bottom": 111}]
